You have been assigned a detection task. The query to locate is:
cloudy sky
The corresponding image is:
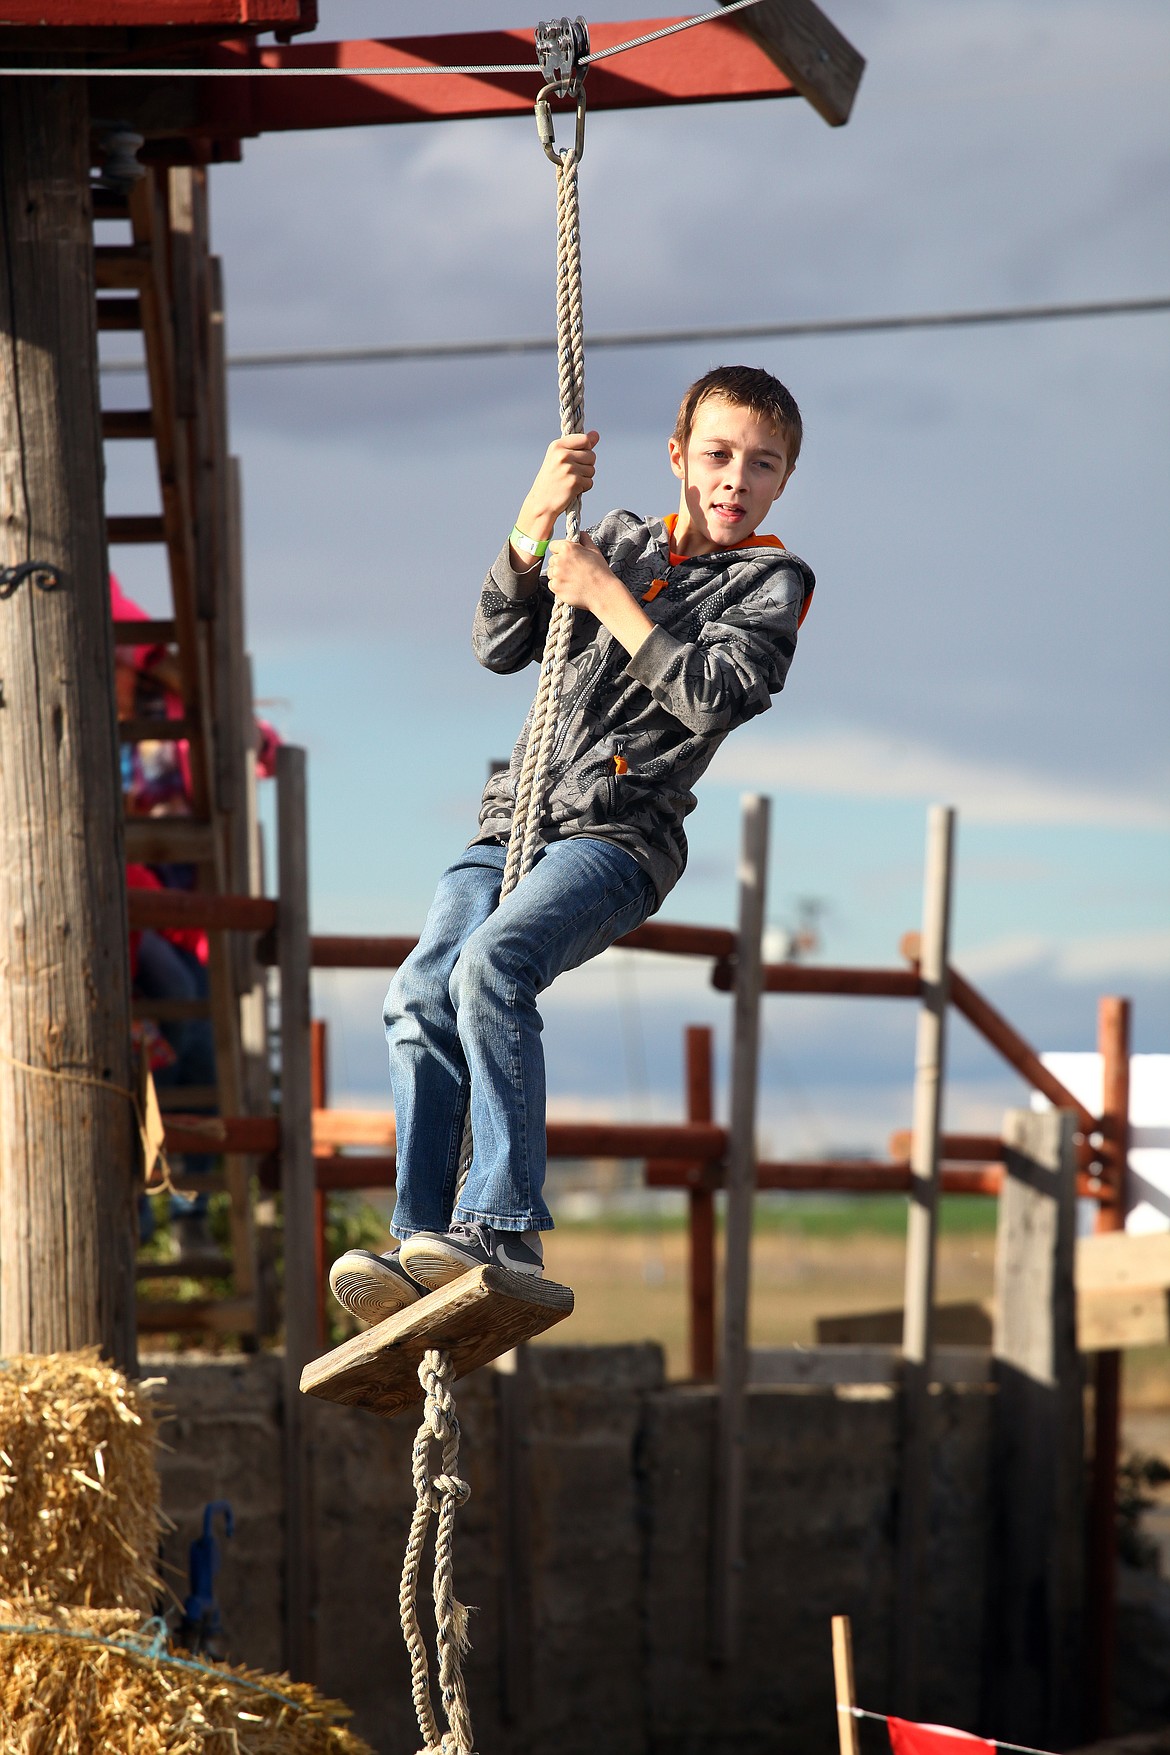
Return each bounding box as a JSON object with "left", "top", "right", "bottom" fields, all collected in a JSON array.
[{"left": 105, "top": 0, "right": 1169, "bottom": 1151}]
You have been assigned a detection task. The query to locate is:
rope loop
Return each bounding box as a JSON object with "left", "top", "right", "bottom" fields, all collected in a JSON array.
[{"left": 400, "top": 1348, "right": 477, "bottom": 1755}]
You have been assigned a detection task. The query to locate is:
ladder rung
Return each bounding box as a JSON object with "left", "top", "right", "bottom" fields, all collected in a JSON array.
[
  {"left": 127, "top": 889, "right": 277, "bottom": 933},
  {"left": 102, "top": 409, "right": 154, "bottom": 441},
  {"left": 108, "top": 515, "right": 165, "bottom": 544},
  {"left": 157, "top": 1086, "right": 219, "bottom": 1111},
  {"left": 136, "top": 1296, "right": 256, "bottom": 1334},
  {"left": 119, "top": 717, "right": 197, "bottom": 744},
  {"left": 113, "top": 618, "right": 176, "bottom": 645},
  {"left": 91, "top": 187, "right": 130, "bottom": 221},
  {"left": 132, "top": 997, "right": 212, "bottom": 1022},
  {"left": 136, "top": 1253, "right": 232, "bottom": 1280},
  {"left": 94, "top": 244, "right": 152, "bottom": 289},
  {"left": 124, "top": 818, "right": 216, "bottom": 863},
  {"left": 164, "top": 1114, "right": 280, "bottom": 1155},
  {"left": 98, "top": 296, "right": 142, "bottom": 332}
]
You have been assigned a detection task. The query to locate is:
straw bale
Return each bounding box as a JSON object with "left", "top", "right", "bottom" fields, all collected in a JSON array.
[
  {"left": 0, "top": 1349, "right": 162, "bottom": 1609},
  {"left": 0, "top": 1601, "right": 375, "bottom": 1755}
]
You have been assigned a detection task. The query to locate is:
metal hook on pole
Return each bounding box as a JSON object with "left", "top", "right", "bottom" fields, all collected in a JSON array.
[{"left": 0, "top": 561, "right": 63, "bottom": 601}]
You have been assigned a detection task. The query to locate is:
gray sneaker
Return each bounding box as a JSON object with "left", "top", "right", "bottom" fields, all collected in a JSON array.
[
  {"left": 399, "top": 1222, "right": 544, "bottom": 1290},
  {"left": 328, "top": 1248, "right": 427, "bottom": 1325}
]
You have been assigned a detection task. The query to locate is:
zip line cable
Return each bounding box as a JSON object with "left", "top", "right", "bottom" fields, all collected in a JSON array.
[
  {"left": 1, "top": 0, "right": 763, "bottom": 78},
  {"left": 847, "top": 1705, "right": 1059, "bottom": 1755},
  {"left": 97, "top": 295, "right": 1170, "bottom": 377}
]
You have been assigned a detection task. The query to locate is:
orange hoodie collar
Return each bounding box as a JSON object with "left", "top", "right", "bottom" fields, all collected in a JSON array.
[{"left": 662, "top": 512, "right": 785, "bottom": 566}]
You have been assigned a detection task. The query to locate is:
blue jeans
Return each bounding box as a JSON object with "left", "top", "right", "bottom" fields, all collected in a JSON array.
[{"left": 384, "top": 836, "right": 656, "bottom": 1237}]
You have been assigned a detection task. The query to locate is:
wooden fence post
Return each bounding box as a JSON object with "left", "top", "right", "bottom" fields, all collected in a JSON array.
[
  {"left": 893, "top": 804, "right": 955, "bottom": 1712},
  {"left": 709, "top": 793, "right": 769, "bottom": 1664},
  {"left": 687, "top": 1024, "right": 717, "bottom": 1381},
  {"left": 1088, "top": 996, "right": 1131, "bottom": 1738},
  {"left": 496, "top": 1344, "right": 534, "bottom": 1727},
  {"left": 277, "top": 745, "right": 316, "bottom": 1679},
  {"left": 832, "top": 1614, "right": 863, "bottom": 1755},
  {"left": 310, "top": 1018, "right": 329, "bottom": 1351},
  {"left": 981, "top": 1107, "right": 1083, "bottom": 1746},
  {"left": 0, "top": 78, "right": 137, "bottom": 1371}
]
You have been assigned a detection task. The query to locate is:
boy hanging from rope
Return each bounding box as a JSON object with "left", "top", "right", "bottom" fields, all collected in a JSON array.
[{"left": 330, "top": 364, "right": 815, "bottom": 1323}]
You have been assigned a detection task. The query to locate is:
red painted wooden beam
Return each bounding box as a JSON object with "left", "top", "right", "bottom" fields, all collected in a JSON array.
[
  {"left": 181, "top": 19, "right": 795, "bottom": 140},
  {"left": 0, "top": 0, "right": 309, "bottom": 24}
]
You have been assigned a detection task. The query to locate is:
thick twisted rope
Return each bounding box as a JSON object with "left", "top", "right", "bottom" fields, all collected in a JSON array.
[
  {"left": 399, "top": 1350, "right": 475, "bottom": 1755},
  {"left": 453, "top": 110, "right": 586, "bottom": 1203},
  {"left": 503, "top": 144, "right": 586, "bottom": 893},
  {"left": 398, "top": 76, "right": 586, "bottom": 1755}
]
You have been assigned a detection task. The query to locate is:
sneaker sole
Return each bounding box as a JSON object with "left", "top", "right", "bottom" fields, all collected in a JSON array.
[
  {"left": 397, "top": 1238, "right": 484, "bottom": 1290},
  {"left": 328, "top": 1251, "right": 423, "bottom": 1324},
  {"left": 399, "top": 1237, "right": 545, "bottom": 1290}
]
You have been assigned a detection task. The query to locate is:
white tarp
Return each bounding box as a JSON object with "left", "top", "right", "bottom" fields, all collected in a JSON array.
[{"left": 1032, "top": 1053, "right": 1170, "bottom": 1234}]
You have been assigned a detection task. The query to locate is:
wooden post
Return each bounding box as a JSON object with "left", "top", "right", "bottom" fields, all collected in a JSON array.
[
  {"left": 310, "top": 1018, "right": 329, "bottom": 1351},
  {"left": 496, "top": 1345, "right": 534, "bottom": 1727},
  {"left": 0, "top": 78, "right": 137, "bottom": 1371},
  {"left": 893, "top": 804, "right": 955, "bottom": 1712},
  {"left": 832, "top": 1614, "right": 863, "bottom": 1755},
  {"left": 709, "top": 793, "right": 769, "bottom": 1664},
  {"left": 981, "top": 1108, "right": 1084, "bottom": 1747},
  {"left": 277, "top": 745, "right": 316, "bottom": 1679},
  {"left": 687, "top": 1024, "right": 717, "bottom": 1381},
  {"left": 1088, "top": 996, "right": 1131, "bottom": 1739}
]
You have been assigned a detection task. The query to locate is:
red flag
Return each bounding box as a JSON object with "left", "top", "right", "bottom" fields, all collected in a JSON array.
[{"left": 888, "top": 1719, "right": 995, "bottom": 1755}]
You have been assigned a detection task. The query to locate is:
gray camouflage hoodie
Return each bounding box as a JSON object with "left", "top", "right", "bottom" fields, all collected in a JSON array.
[{"left": 471, "top": 509, "right": 815, "bottom": 910}]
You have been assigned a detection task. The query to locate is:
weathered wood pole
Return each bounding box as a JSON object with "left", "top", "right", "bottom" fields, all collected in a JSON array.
[
  {"left": 278, "top": 744, "right": 317, "bottom": 1680},
  {"left": 686, "top": 1023, "right": 716, "bottom": 1381},
  {"left": 0, "top": 79, "right": 136, "bottom": 1370},
  {"left": 893, "top": 803, "right": 955, "bottom": 1712},
  {"left": 981, "top": 1107, "right": 1084, "bottom": 1746},
  {"left": 709, "top": 792, "right": 769, "bottom": 1664},
  {"left": 1088, "top": 996, "right": 1131, "bottom": 1739}
]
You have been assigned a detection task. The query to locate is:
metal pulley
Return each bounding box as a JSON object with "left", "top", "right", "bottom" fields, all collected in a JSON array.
[
  {"left": 535, "top": 15, "right": 589, "bottom": 95},
  {"left": 535, "top": 15, "right": 589, "bottom": 165}
]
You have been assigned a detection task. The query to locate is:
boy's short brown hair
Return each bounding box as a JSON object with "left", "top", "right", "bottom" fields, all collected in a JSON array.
[{"left": 673, "top": 365, "right": 803, "bottom": 466}]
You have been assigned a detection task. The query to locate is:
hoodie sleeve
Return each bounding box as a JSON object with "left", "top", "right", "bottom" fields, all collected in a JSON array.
[
  {"left": 623, "top": 559, "right": 811, "bottom": 735},
  {"left": 471, "top": 543, "right": 555, "bottom": 674},
  {"left": 471, "top": 511, "right": 637, "bottom": 674}
]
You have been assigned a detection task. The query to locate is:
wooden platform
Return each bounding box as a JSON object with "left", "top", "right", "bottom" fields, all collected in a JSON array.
[{"left": 299, "top": 1264, "right": 574, "bottom": 1420}]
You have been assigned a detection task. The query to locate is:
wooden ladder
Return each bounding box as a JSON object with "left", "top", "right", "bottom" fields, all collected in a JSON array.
[{"left": 94, "top": 165, "right": 269, "bottom": 1342}]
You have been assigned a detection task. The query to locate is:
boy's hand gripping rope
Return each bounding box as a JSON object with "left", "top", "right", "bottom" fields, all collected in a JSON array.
[{"left": 400, "top": 44, "right": 588, "bottom": 1755}]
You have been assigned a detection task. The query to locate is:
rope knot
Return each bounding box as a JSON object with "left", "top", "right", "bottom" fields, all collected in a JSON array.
[{"left": 431, "top": 1472, "right": 471, "bottom": 1509}]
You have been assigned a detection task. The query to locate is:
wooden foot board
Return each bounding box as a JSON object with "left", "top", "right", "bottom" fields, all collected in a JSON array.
[{"left": 299, "top": 1264, "right": 574, "bottom": 1420}]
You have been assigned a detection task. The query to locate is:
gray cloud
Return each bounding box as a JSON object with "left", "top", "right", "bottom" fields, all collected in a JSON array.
[{"left": 169, "top": 0, "right": 1170, "bottom": 1019}]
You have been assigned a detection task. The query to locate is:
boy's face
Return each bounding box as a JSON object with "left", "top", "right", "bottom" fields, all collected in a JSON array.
[{"left": 668, "top": 394, "right": 794, "bottom": 554}]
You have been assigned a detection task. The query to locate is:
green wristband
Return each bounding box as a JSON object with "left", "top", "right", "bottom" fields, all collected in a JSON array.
[{"left": 510, "top": 524, "right": 549, "bottom": 559}]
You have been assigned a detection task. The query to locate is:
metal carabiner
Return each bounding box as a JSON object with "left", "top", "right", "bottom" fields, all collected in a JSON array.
[{"left": 535, "top": 79, "right": 587, "bottom": 168}]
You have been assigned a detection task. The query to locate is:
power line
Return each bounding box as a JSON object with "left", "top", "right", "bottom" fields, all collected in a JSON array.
[
  {"left": 1, "top": 0, "right": 761, "bottom": 78},
  {"left": 97, "top": 294, "right": 1170, "bottom": 376}
]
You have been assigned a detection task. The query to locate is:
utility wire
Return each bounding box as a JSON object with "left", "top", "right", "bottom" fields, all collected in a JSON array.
[
  {"left": 2, "top": 0, "right": 762, "bottom": 78},
  {"left": 97, "top": 295, "right": 1170, "bottom": 376}
]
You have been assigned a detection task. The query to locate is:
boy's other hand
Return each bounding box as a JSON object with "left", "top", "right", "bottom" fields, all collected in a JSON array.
[
  {"left": 546, "top": 531, "right": 613, "bottom": 609},
  {"left": 547, "top": 533, "right": 654, "bottom": 659}
]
